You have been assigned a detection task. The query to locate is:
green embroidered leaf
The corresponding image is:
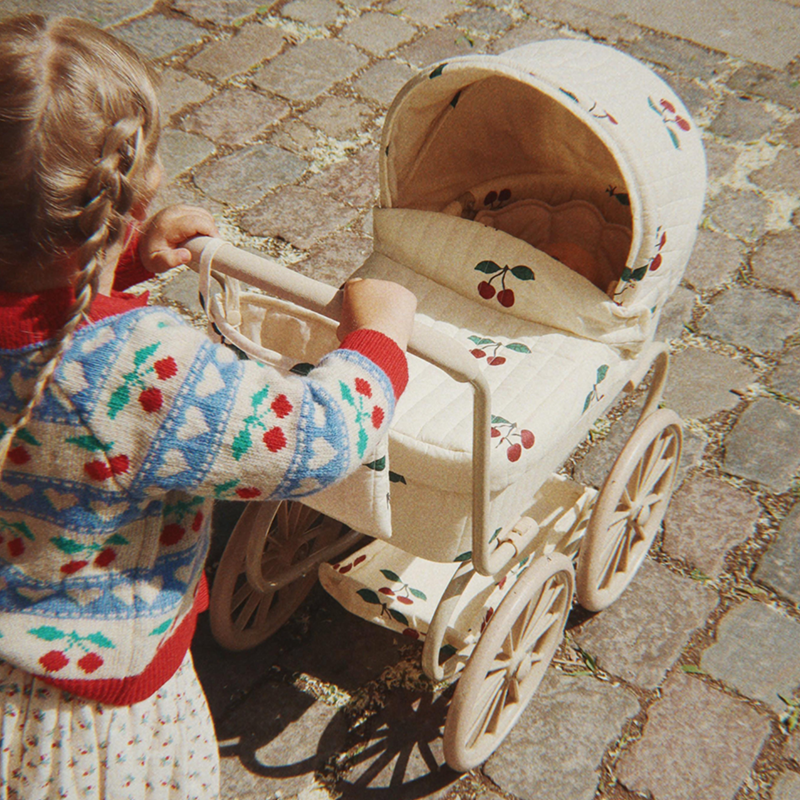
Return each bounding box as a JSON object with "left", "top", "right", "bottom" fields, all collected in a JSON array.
[
  {"left": 251, "top": 386, "right": 270, "bottom": 409},
  {"left": 66, "top": 434, "right": 111, "bottom": 453},
  {"left": 583, "top": 393, "right": 593, "bottom": 413},
  {"left": 596, "top": 365, "right": 609, "bottom": 383},
  {"left": 632, "top": 266, "right": 648, "bottom": 281},
  {"left": 133, "top": 342, "right": 159, "bottom": 367},
  {"left": 454, "top": 551, "right": 472, "bottom": 562},
  {"left": 214, "top": 479, "right": 239, "bottom": 497},
  {"left": 409, "top": 587, "right": 427, "bottom": 601},
  {"left": 491, "top": 415, "right": 510, "bottom": 425},
  {"left": 389, "top": 472, "right": 407, "bottom": 484},
  {"left": 107, "top": 383, "right": 130, "bottom": 420},
  {"left": 490, "top": 527, "right": 502, "bottom": 543},
  {"left": 290, "top": 362, "right": 314, "bottom": 376},
  {"left": 647, "top": 96, "right": 659, "bottom": 113},
  {"left": 667, "top": 126, "right": 680, "bottom": 149},
  {"left": 389, "top": 608, "right": 409, "bottom": 625},
  {"left": 340, "top": 381, "right": 355, "bottom": 407},
  {"left": 505, "top": 343, "right": 531, "bottom": 353},
  {"left": 231, "top": 427, "right": 252, "bottom": 462},
  {"left": 50, "top": 536, "right": 85, "bottom": 555},
  {"left": 104, "top": 534, "right": 129, "bottom": 546},
  {"left": 510, "top": 265, "right": 535, "bottom": 281},
  {"left": 380, "top": 569, "right": 401, "bottom": 582},
  {"left": 429, "top": 63, "right": 447, "bottom": 78},
  {"left": 469, "top": 335, "right": 493, "bottom": 346},
  {"left": 475, "top": 260, "right": 501, "bottom": 274},
  {"left": 357, "top": 428, "right": 368, "bottom": 459},
  {"left": 84, "top": 632, "right": 115, "bottom": 649},
  {"left": 11, "top": 521, "right": 33, "bottom": 540},
  {"left": 560, "top": 88, "right": 579, "bottom": 103},
  {"left": 15, "top": 429, "right": 40, "bottom": 447},
  {"left": 28, "top": 626, "right": 66, "bottom": 642},
  {"left": 621, "top": 267, "right": 632, "bottom": 281},
  {"left": 365, "top": 457, "right": 386, "bottom": 471},
  {"left": 150, "top": 619, "right": 173, "bottom": 636},
  {"left": 357, "top": 588, "right": 381, "bottom": 605}
]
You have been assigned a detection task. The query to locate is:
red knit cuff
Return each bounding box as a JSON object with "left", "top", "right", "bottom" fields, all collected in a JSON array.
[
  {"left": 113, "top": 229, "right": 151, "bottom": 291},
  {"left": 339, "top": 329, "right": 409, "bottom": 399}
]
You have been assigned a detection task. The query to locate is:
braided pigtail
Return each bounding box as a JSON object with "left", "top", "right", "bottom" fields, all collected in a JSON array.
[{"left": 0, "top": 15, "right": 160, "bottom": 478}]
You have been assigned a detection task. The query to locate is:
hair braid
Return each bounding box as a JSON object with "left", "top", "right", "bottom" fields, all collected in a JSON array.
[{"left": 0, "top": 116, "right": 147, "bottom": 476}]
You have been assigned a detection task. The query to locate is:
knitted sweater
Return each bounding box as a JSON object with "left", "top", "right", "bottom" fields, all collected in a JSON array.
[{"left": 0, "top": 255, "right": 408, "bottom": 705}]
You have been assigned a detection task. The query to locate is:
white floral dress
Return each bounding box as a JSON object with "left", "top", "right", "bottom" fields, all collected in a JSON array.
[{"left": 0, "top": 652, "right": 219, "bottom": 800}]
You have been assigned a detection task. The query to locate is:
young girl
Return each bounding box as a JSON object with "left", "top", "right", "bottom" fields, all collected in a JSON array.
[{"left": 0, "top": 14, "right": 416, "bottom": 800}]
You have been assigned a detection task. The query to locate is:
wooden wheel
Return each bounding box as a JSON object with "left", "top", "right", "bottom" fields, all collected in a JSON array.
[
  {"left": 577, "top": 408, "right": 682, "bottom": 612},
  {"left": 210, "top": 501, "right": 341, "bottom": 651},
  {"left": 443, "top": 553, "right": 574, "bottom": 772}
]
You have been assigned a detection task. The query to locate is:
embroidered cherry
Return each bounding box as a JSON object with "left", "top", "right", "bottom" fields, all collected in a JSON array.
[
  {"left": 109, "top": 455, "right": 129, "bottom": 475},
  {"left": 675, "top": 115, "right": 690, "bottom": 131},
  {"left": 649, "top": 253, "right": 663, "bottom": 271},
  {"left": 7, "top": 446, "right": 30, "bottom": 465},
  {"left": 491, "top": 427, "right": 501, "bottom": 438},
  {"left": 263, "top": 427, "right": 287, "bottom": 452},
  {"left": 154, "top": 357, "right": 178, "bottom": 380},
  {"left": 94, "top": 548, "right": 116, "bottom": 568},
  {"left": 486, "top": 355, "right": 506, "bottom": 366},
  {"left": 403, "top": 628, "right": 420, "bottom": 639},
  {"left": 372, "top": 406, "right": 385, "bottom": 429},
  {"left": 271, "top": 394, "right": 293, "bottom": 418},
  {"left": 475, "top": 262, "right": 534, "bottom": 308},
  {"left": 138, "top": 387, "right": 163, "bottom": 413},
  {"left": 471, "top": 348, "right": 487, "bottom": 358},
  {"left": 478, "top": 281, "right": 496, "bottom": 299},
  {"left": 78, "top": 652, "right": 104, "bottom": 674},
  {"left": 191, "top": 510, "right": 204, "bottom": 532},
  {"left": 235, "top": 486, "right": 261, "bottom": 499},
  {"left": 160, "top": 524, "right": 185, "bottom": 546},
  {"left": 7, "top": 538, "right": 24, "bottom": 557},
  {"left": 520, "top": 429, "right": 535, "bottom": 449},
  {"left": 62, "top": 560, "right": 89, "bottom": 574},
  {"left": 85, "top": 460, "right": 112, "bottom": 481},
  {"left": 507, "top": 443, "right": 522, "bottom": 462},
  {"left": 355, "top": 378, "right": 372, "bottom": 398},
  {"left": 40, "top": 651, "right": 69, "bottom": 672},
  {"left": 660, "top": 98, "right": 676, "bottom": 113},
  {"left": 379, "top": 587, "right": 395, "bottom": 596}
]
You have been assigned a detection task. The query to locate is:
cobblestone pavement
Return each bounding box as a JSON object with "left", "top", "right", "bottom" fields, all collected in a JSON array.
[{"left": 5, "top": 1, "right": 800, "bottom": 798}]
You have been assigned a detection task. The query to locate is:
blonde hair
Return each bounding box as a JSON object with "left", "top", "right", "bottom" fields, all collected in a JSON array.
[{"left": 0, "top": 15, "right": 160, "bottom": 473}]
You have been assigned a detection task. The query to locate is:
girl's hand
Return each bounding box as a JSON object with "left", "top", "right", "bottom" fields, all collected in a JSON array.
[
  {"left": 338, "top": 278, "right": 417, "bottom": 351},
  {"left": 139, "top": 205, "right": 218, "bottom": 273}
]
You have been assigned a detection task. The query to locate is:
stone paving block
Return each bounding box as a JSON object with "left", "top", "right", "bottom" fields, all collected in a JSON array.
[
  {"left": 656, "top": 285, "right": 695, "bottom": 341},
  {"left": 173, "top": 0, "right": 267, "bottom": 26},
  {"left": 770, "top": 346, "right": 800, "bottom": 401},
  {"left": 114, "top": 14, "right": 208, "bottom": 61},
  {"left": 270, "top": 119, "right": 319, "bottom": 157},
  {"left": 707, "top": 96, "right": 781, "bottom": 143},
  {"left": 572, "top": 560, "right": 718, "bottom": 689},
  {"left": 185, "top": 23, "right": 286, "bottom": 80},
  {"left": 754, "top": 504, "right": 800, "bottom": 604},
  {"left": 703, "top": 140, "right": 740, "bottom": 182},
  {"left": 489, "top": 18, "right": 563, "bottom": 54},
  {"left": 698, "top": 288, "right": 800, "bottom": 353},
  {"left": 618, "top": 30, "right": 725, "bottom": 82},
  {"left": 384, "top": 0, "right": 465, "bottom": 28},
  {"left": 615, "top": 673, "right": 771, "bottom": 800},
  {"left": 216, "top": 683, "right": 347, "bottom": 800},
  {"left": 663, "top": 346, "right": 754, "bottom": 420},
  {"left": 30, "top": 0, "right": 156, "bottom": 27},
  {"left": 556, "top": 0, "right": 800, "bottom": 70},
  {"left": 156, "top": 68, "right": 213, "bottom": 121},
  {"left": 341, "top": 11, "right": 417, "bottom": 56},
  {"left": 682, "top": 229, "right": 745, "bottom": 291},
  {"left": 160, "top": 129, "right": 216, "bottom": 181},
  {"left": 193, "top": 144, "right": 307, "bottom": 207},
  {"left": 484, "top": 672, "right": 640, "bottom": 800},
  {"left": 787, "top": 732, "right": 800, "bottom": 764},
  {"left": 723, "top": 398, "right": 800, "bottom": 491},
  {"left": 662, "top": 474, "right": 760, "bottom": 578},
  {"left": 784, "top": 120, "right": 800, "bottom": 147},
  {"left": 302, "top": 97, "right": 375, "bottom": 138},
  {"left": 281, "top": 0, "right": 340, "bottom": 27},
  {"left": 774, "top": 772, "right": 800, "bottom": 800},
  {"left": 701, "top": 600, "right": 800, "bottom": 713},
  {"left": 654, "top": 70, "right": 715, "bottom": 120},
  {"left": 397, "top": 26, "right": 488, "bottom": 68},
  {"left": 706, "top": 188, "right": 770, "bottom": 242},
  {"left": 752, "top": 229, "right": 800, "bottom": 300},
  {"left": 305, "top": 147, "right": 379, "bottom": 208},
  {"left": 241, "top": 186, "right": 360, "bottom": 250},
  {"left": 159, "top": 267, "right": 204, "bottom": 316},
  {"left": 252, "top": 38, "right": 369, "bottom": 103},
  {"left": 728, "top": 64, "right": 800, "bottom": 112},
  {"left": 179, "top": 87, "right": 290, "bottom": 147},
  {"left": 455, "top": 7, "right": 514, "bottom": 35},
  {"left": 293, "top": 230, "right": 372, "bottom": 287},
  {"left": 520, "top": 0, "right": 643, "bottom": 44},
  {"left": 352, "top": 59, "right": 419, "bottom": 107},
  {"left": 752, "top": 149, "right": 800, "bottom": 196}
]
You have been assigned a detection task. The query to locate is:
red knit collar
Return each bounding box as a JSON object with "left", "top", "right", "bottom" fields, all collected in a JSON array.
[{"left": 0, "top": 287, "right": 148, "bottom": 349}]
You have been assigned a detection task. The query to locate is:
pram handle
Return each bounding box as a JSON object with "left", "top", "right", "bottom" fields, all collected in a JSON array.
[{"left": 185, "top": 236, "right": 522, "bottom": 577}]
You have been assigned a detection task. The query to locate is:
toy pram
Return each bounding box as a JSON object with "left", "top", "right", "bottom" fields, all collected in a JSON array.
[{"left": 189, "top": 39, "right": 706, "bottom": 771}]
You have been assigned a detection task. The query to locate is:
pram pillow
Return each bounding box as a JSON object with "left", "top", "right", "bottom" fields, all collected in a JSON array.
[{"left": 372, "top": 208, "right": 650, "bottom": 350}]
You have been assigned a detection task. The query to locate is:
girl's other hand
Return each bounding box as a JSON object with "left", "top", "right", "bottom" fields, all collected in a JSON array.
[
  {"left": 338, "top": 278, "right": 417, "bottom": 351},
  {"left": 139, "top": 205, "right": 218, "bottom": 273}
]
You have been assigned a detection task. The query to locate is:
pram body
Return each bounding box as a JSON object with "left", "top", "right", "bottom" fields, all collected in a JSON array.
[{"left": 193, "top": 39, "right": 706, "bottom": 771}]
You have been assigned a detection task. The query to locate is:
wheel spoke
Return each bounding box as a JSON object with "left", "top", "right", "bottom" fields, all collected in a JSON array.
[
  {"left": 598, "top": 522, "right": 633, "bottom": 589},
  {"left": 276, "top": 501, "right": 291, "bottom": 539},
  {"left": 638, "top": 433, "right": 676, "bottom": 498},
  {"left": 234, "top": 589, "right": 269, "bottom": 631},
  {"left": 465, "top": 672, "right": 506, "bottom": 746},
  {"left": 231, "top": 579, "right": 256, "bottom": 612}
]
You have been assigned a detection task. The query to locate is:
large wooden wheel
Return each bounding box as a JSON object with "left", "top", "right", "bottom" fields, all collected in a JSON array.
[
  {"left": 577, "top": 408, "right": 682, "bottom": 612},
  {"left": 443, "top": 553, "right": 574, "bottom": 772},
  {"left": 210, "top": 501, "right": 342, "bottom": 651}
]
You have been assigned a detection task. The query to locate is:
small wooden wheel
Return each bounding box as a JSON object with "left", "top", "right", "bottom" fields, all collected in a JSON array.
[
  {"left": 210, "top": 500, "right": 341, "bottom": 651},
  {"left": 443, "top": 553, "right": 574, "bottom": 772},
  {"left": 577, "top": 408, "right": 682, "bottom": 612}
]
